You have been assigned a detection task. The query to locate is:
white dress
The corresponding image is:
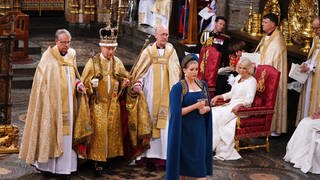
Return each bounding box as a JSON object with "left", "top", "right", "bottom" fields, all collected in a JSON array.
[
  {"left": 284, "top": 117, "right": 320, "bottom": 174},
  {"left": 211, "top": 75, "right": 257, "bottom": 160}
]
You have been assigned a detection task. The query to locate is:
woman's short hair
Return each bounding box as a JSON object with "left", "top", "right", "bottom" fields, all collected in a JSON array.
[
  {"left": 236, "top": 57, "right": 255, "bottom": 75},
  {"left": 181, "top": 54, "right": 199, "bottom": 69}
]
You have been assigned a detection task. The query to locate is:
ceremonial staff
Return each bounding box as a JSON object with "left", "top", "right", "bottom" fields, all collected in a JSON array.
[
  {"left": 129, "top": 34, "right": 152, "bottom": 74},
  {"left": 89, "top": 49, "right": 102, "bottom": 103},
  {"left": 116, "top": 35, "right": 152, "bottom": 99}
]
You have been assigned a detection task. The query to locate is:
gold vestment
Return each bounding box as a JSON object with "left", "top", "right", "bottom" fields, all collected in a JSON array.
[
  {"left": 81, "top": 54, "right": 129, "bottom": 162},
  {"left": 19, "top": 46, "right": 76, "bottom": 164},
  {"left": 256, "top": 28, "right": 288, "bottom": 133},
  {"left": 127, "top": 43, "right": 181, "bottom": 158}
]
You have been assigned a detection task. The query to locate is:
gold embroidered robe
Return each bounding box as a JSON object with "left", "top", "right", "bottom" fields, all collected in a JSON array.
[
  {"left": 296, "top": 36, "right": 320, "bottom": 124},
  {"left": 19, "top": 46, "right": 77, "bottom": 164},
  {"left": 81, "top": 54, "right": 129, "bottom": 162},
  {"left": 128, "top": 43, "right": 181, "bottom": 159},
  {"left": 255, "top": 28, "right": 288, "bottom": 133}
]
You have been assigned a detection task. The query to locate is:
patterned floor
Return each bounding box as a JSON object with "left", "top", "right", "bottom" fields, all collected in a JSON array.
[
  {"left": 2, "top": 146, "right": 318, "bottom": 180},
  {"left": 7, "top": 86, "right": 318, "bottom": 180}
]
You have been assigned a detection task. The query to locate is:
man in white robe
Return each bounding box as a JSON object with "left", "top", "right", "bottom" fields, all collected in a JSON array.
[
  {"left": 130, "top": 25, "right": 181, "bottom": 167},
  {"left": 296, "top": 16, "right": 320, "bottom": 124},
  {"left": 19, "top": 29, "right": 84, "bottom": 175}
]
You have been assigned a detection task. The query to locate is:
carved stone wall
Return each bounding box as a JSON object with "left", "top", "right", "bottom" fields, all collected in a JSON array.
[
  {"left": 224, "top": 0, "right": 261, "bottom": 30},
  {"left": 224, "top": 0, "right": 320, "bottom": 31}
]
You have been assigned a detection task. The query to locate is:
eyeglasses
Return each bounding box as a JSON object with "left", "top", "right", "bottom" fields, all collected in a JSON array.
[{"left": 58, "top": 40, "right": 71, "bottom": 44}]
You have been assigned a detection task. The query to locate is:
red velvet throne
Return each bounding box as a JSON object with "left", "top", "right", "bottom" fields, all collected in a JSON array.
[{"left": 233, "top": 65, "right": 280, "bottom": 152}]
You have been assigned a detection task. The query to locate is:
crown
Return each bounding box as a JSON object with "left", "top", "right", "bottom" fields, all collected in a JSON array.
[{"left": 99, "top": 25, "right": 118, "bottom": 47}]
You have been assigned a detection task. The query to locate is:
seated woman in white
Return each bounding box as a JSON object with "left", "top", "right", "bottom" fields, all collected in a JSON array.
[
  {"left": 284, "top": 106, "right": 320, "bottom": 174},
  {"left": 210, "top": 57, "right": 257, "bottom": 160}
]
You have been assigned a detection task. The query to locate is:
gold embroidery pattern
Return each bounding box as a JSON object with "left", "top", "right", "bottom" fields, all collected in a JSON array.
[{"left": 257, "top": 69, "right": 266, "bottom": 93}]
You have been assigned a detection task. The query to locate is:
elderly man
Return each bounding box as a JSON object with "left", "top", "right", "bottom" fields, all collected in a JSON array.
[
  {"left": 296, "top": 16, "right": 320, "bottom": 124},
  {"left": 80, "top": 25, "right": 130, "bottom": 175},
  {"left": 255, "top": 13, "right": 288, "bottom": 136},
  {"left": 19, "top": 29, "right": 84, "bottom": 175},
  {"left": 130, "top": 25, "right": 181, "bottom": 169}
]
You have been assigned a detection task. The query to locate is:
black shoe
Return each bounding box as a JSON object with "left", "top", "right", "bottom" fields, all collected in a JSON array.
[
  {"left": 32, "top": 166, "right": 55, "bottom": 177},
  {"left": 146, "top": 162, "right": 156, "bottom": 171},
  {"left": 94, "top": 162, "right": 103, "bottom": 177},
  {"left": 59, "top": 174, "right": 72, "bottom": 180},
  {"left": 95, "top": 167, "right": 103, "bottom": 177}
]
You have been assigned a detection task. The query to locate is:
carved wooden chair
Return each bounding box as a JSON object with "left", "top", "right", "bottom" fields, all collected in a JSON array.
[
  {"left": 0, "top": 11, "right": 29, "bottom": 60},
  {"left": 233, "top": 65, "right": 280, "bottom": 152}
]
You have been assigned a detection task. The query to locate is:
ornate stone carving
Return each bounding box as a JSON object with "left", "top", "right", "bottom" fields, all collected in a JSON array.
[
  {"left": 289, "top": 0, "right": 319, "bottom": 45},
  {"left": 0, "top": 125, "right": 19, "bottom": 154}
]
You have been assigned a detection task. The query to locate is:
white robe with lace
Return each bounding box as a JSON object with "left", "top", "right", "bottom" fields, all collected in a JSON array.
[
  {"left": 211, "top": 75, "right": 257, "bottom": 160},
  {"left": 284, "top": 117, "right": 320, "bottom": 174}
]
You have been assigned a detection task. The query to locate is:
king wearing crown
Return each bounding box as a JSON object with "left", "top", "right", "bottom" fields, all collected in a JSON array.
[{"left": 78, "top": 25, "right": 130, "bottom": 175}]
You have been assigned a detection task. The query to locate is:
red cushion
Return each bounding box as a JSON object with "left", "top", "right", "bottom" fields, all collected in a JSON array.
[{"left": 239, "top": 117, "right": 266, "bottom": 127}]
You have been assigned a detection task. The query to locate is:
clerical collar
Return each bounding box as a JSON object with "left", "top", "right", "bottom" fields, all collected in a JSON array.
[
  {"left": 60, "top": 51, "right": 67, "bottom": 56},
  {"left": 156, "top": 45, "right": 165, "bottom": 49},
  {"left": 267, "top": 29, "right": 275, "bottom": 36}
]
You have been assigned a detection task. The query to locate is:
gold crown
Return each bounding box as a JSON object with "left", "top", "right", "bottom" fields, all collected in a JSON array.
[{"left": 99, "top": 25, "right": 118, "bottom": 47}]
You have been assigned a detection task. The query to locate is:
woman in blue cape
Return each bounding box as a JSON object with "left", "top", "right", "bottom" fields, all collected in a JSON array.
[{"left": 166, "top": 54, "right": 212, "bottom": 180}]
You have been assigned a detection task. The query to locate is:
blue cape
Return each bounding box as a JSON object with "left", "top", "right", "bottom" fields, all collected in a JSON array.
[{"left": 166, "top": 81, "right": 213, "bottom": 180}]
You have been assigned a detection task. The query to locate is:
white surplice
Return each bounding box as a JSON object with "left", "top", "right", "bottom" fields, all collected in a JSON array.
[
  {"left": 34, "top": 55, "right": 77, "bottom": 174},
  {"left": 302, "top": 49, "right": 320, "bottom": 118},
  {"left": 211, "top": 75, "right": 257, "bottom": 160},
  {"left": 284, "top": 117, "right": 320, "bottom": 174},
  {"left": 138, "top": 0, "right": 155, "bottom": 27},
  {"left": 138, "top": 0, "right": 171, "bottom": 28},
  {"left": 137, "top": 49, "right": 167, "bottom": 160}
]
